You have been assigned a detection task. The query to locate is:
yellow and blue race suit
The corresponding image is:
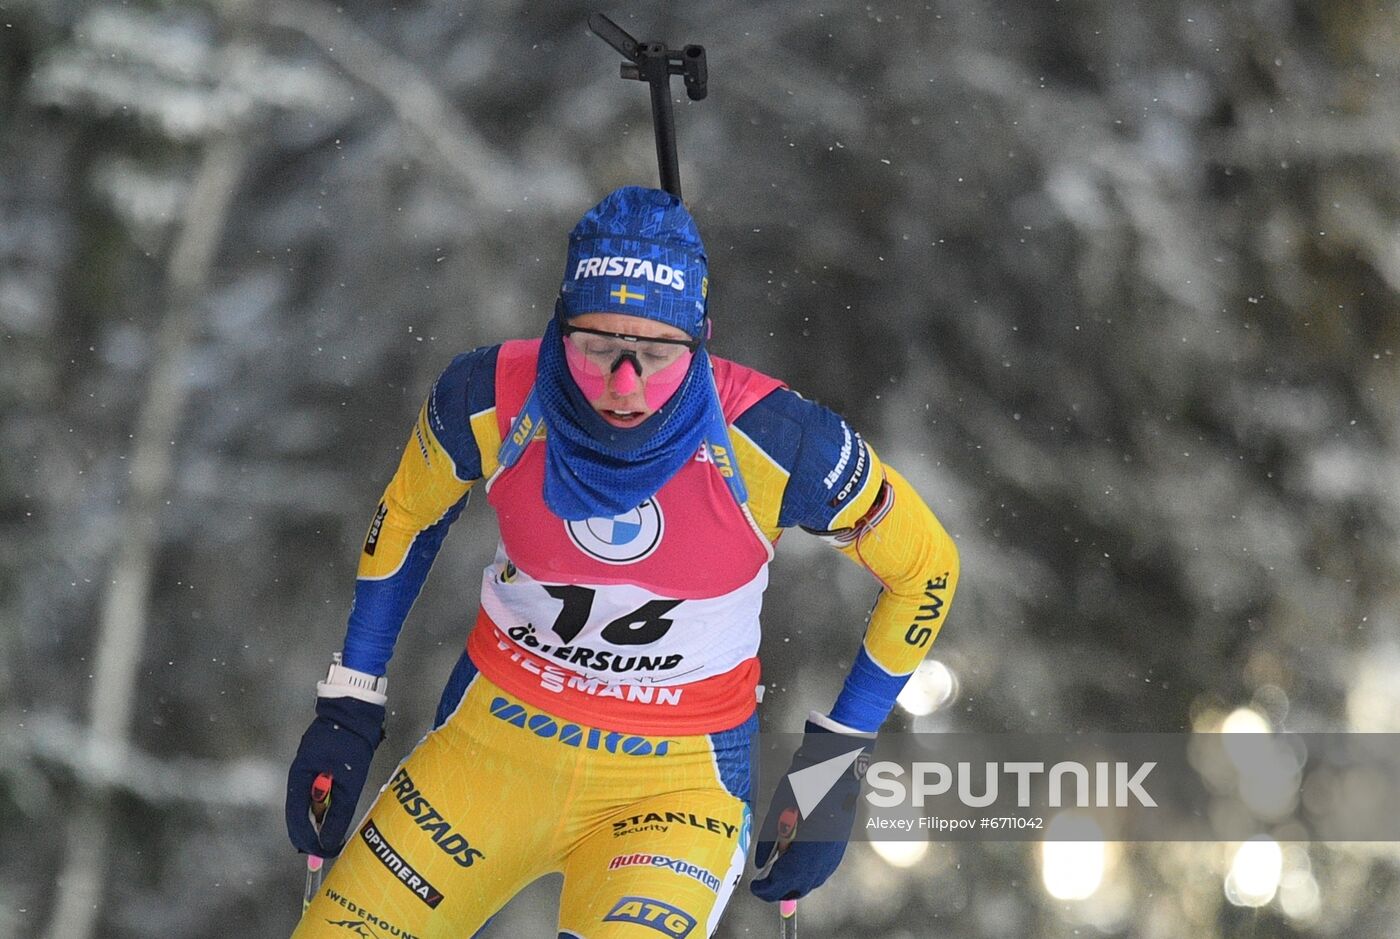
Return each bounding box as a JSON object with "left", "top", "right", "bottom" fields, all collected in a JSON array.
[{"left": 294, "top": 340, "right": 958, "bottom": 938}]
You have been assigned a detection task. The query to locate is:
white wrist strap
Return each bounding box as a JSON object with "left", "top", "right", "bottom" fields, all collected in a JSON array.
[
  {"left": 317, "top": 652, "right": 388, "bottom": 706},
  {"left": 809, "top": 710, "right": 876, "bottom": 738}
]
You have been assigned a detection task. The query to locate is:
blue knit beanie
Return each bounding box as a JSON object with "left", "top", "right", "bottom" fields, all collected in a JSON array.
[{"left": 558, "top": 186, "right": 708, "bottom": 338}]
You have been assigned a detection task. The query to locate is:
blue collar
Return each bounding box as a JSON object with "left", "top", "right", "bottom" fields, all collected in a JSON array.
[{"left": 496, "top": 317, "right": 749, "bottom": 520}]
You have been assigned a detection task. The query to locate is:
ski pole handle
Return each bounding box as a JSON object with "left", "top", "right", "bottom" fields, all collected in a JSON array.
[
  {"left": 779, "top": 899, "right": 797, "bottom": 933},
  {"left": 778, "top": 901, "right": 800, "bottom": 934},
  {"left": 310, "top": 772, "right": 333, "bottom": 823},
  {"left": 775, "top": 807, "right": 799, "bottom": 937},
  {"left": 302, "top": 773, "right": 334, "bottom": 913}
]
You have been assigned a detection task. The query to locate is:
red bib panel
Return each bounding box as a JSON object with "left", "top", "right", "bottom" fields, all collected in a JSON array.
[{"left": 466, "top": 339, "right": 784, "bottom": 733}]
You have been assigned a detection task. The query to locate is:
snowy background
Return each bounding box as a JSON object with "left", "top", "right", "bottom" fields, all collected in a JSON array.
[{"left": 2, "top": 1, "right": 1398, "bottom": 937}]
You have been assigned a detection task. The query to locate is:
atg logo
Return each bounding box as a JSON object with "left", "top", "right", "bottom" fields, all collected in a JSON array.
[
  {"left": 566, "top": 499, "right": 664, "bottom": 564},
  {"left": 603, "top": 896, "right": 696, "bottom": 938},
  {"left": 574, "top": 256, "right": 687, "bottom": 290}
]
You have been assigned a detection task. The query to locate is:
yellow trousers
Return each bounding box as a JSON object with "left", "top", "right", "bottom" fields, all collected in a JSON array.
[{"left": 293, "top": 673, "right": 753, "bottom": 938}]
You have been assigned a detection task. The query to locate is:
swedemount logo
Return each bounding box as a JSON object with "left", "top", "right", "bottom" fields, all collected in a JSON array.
[{"left": 324, "top": 890, "right": 421, "bottom": 939}]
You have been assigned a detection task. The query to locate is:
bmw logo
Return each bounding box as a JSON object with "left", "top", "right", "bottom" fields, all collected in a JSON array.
[{"left": 565, "top": 499, "right": 665, "bottom": 565}]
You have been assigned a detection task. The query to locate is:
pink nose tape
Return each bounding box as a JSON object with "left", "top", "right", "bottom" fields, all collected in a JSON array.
[
  {"left": 611, "top": 357, "right": 639, "bottom": 395},
  {"left": 563, "top": 339, "right": 693, "bottom": 413}
]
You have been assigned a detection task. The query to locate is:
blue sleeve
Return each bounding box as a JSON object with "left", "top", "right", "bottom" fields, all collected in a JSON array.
[
  {"left": 424, "top": 345, "right": 500, "bottom": 481},
  {"left": 343, "top": 495, "right": 469, "bottom": 673},
  {"left": 737, "top": 388, "right": 902, "bottom": 733},
  {"left": 829, "top": 647, "right": 909, "bottom": 732},
  {"left": 733, "top": 388, "right": 876, "bottom": 530}
]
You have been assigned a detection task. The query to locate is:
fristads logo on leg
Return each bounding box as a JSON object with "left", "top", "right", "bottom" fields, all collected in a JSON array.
[{"left": 387, "top": 768, "right": 486, "bottom": 868}]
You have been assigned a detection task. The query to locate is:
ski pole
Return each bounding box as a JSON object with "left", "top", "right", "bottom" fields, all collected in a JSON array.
[
  {"left": 776, "top": 806, "right": 799, "bottom": 938},
  {"left": 587, "top": 12, "right": 708, "bottom": 199},
  {"left": 302, "top": 772, "right": 334, "bottom": 913}
]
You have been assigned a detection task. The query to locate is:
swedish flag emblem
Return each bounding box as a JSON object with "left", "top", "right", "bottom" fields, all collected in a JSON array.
[{"left": 611, "top": 284, "right": 646, "bottom": 305}]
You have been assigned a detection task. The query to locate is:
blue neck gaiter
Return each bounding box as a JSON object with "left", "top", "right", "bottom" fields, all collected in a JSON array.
[{"left": 535, "top": 315, "right": 720, "bottom": 521}]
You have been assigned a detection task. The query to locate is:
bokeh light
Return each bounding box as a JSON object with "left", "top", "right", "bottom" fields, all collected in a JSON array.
[
  {"left": 872, "top": 839, "right": 931, "bottom": 869},
  {"left": 1041, "top": 814, "right": 1108, "bottom": 901},
  {"left": 1221, "top": 707, "right": 1271, "bottom": 735},
  {"left": 896, "top": 660, "right": 958, "bottom": 717},
  {"left": 1279, "top": 868, "right": 1321, "bottom": 923},
  {"left": 1224, "top": 837, "right": 1283, "bottom": 907}
]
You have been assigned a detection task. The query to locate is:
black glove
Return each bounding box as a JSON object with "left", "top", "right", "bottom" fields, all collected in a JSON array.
[
  {"left": 285, "top": 695, "right": 385, "bottom": 857},
  {"left": 751, "top": 717, "right": 872, "bottom": 902}
]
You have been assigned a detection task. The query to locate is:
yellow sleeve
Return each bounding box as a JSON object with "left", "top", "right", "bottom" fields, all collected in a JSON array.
[
  {"left": 835, "top": 461, "right": 959, "bottom": 676},
  {"left": 357, "top": 400, "right": 475, "bottom": 579},
  {"left": 812, "top": 451, "right": 959, "bottom": 731}
]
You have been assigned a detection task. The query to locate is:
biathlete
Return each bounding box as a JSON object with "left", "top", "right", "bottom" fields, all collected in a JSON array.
[{"left": 286, "top": 186, "right": 959, "bottom": 938}]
